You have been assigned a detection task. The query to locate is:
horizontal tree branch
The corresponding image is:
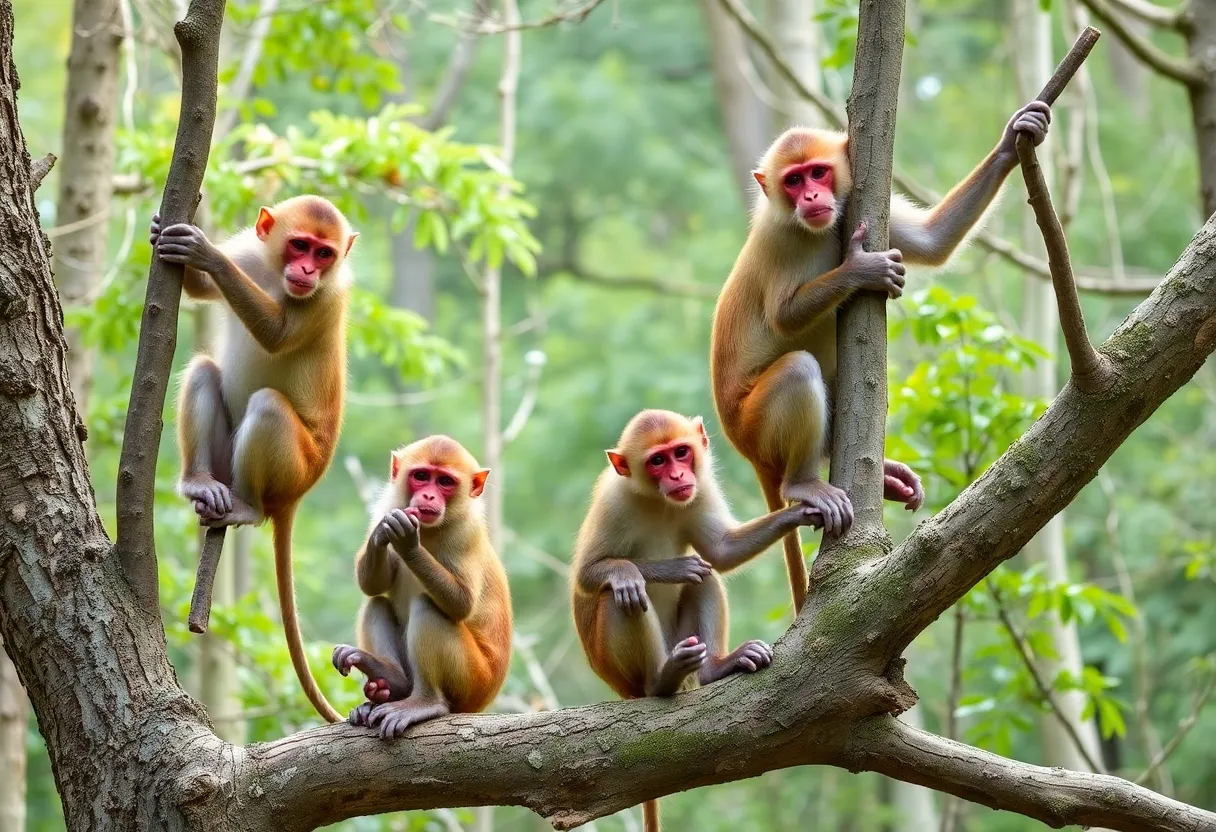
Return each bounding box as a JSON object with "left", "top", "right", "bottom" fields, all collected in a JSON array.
[
  {"left": 1080, "top": 0, "right": 1203, "bottom": 85},
  {"left": 845, "top": 716, "right": 1216, "bottom": 831},
  {"left": 546, "top": 260, "right": 718, "bottom": 298},
  {"left": 1105, "top": 0, "right": 1183, "bottom": 28}
]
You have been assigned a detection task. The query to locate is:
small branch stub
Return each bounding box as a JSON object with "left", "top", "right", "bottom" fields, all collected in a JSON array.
[{"left": 188, "top": 528, "right": 226, "bottom": 633}]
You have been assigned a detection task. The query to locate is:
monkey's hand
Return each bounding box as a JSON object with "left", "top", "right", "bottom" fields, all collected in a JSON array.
[
  {"left": 843, "top": 223, "right": 906, "bottom": 299},
  {"left": 155, "top": 222, "right": 225, "bottom": 274},
  {"left": 667, "top": 555, "right": 712, "bottom": 584},
  {"left": 783, "top": 502, "right": 825, "bottom": 530},
  {"left": 883, "top": 459, "right": 925, "bottom": 512},
  {"left": 149, "top": 213, "right": 162, "bottom": 248},
  {"left": 608, "top": 568, "right": 650, "bottom": 615},
  {"left": 374, "top": 508, "right": 422, "bottom": 557},
  {"left": 998, "top": 101, "right": 1052, "bottom": 157}
]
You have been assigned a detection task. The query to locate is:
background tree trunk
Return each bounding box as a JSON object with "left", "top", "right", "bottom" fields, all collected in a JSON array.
[
  {"left": 0, "top": 639, "right": 28, "bottom": 832},
  {"left": 765, "top": 0, "right": 825, "bottom": 129},
  {"left": 51, "top": 0, "right": 122, "bottom": 412},
  {"left": 1011, "top": 0, "right": 1108, "bottom": 778}
]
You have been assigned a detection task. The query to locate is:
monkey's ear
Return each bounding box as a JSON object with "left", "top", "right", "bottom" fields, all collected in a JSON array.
[
  {"left": 752, "top": 170, "right": 768, "bottom": 195},
  {"left": 390, "top": 450, "right": 403, "bottom": 481},
  {"left": 345, "top": 231, "right": 359, "bottom": 256},
  {"left": 606, "top": 451, "right": 631, "bottom": 478},
  {"left": 255, "top": 207, "right": 276, "bottom": 240},
  {"left": 691, "top": 416, "right": 709, "bottom": 449},
  {"left": 470, "top": 468, "right": 490, "bottom": 498}
]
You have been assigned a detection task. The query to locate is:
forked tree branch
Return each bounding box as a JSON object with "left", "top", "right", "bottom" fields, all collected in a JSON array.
[
  {"left": 1079, "top": 0, "right": 1202, "bottom": 85},
  {"left": 114, "top": 0, "right": 226, "bottom": 611}
]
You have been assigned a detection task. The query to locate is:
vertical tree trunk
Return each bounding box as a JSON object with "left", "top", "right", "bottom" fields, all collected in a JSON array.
[
  {"left": 700, "top": 0, "right": 771, "bottom": 202},
  {"left": 1011, "top": 0, "right": 1107, "bottom": 778},
  {"left": 52, "top": 0, "right": 122, "bottom": 411},
  {"left": 1186, "top": 1, "right": 1216, "bottom": 218},
  {"left": 1107, "top": 24, "right": 1150, "bottom": 118},
  {"left": 765, "top": 0, "right": 825, "bottom": 128},
  {"left": 0, "top": 640, "right": 27, "bottom": 832}
]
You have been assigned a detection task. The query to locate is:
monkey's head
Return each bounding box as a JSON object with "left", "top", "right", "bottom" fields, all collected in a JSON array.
[
  {"left": 389, "top": 435, "right": 490, "bottom": 529},
  {"left": 753, "top": 128, "right": 852, "bottom": 234},
  {"left": 255, "top": 195, "right": 358, "bottom": 300},
  {"left": 607, "top": 410, "right": 710, "bottom": 507}
]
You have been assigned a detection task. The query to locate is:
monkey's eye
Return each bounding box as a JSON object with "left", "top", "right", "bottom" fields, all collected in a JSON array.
[
  {"left": 648, "top": 453, "right": 666, "bottom": 467},
  {"left": 289, "top": 239, "right": 309, "bottom": 253},
  {"left": 316, "top": 247, "right": 334, "bottom": 260},
  {"left": 437, "top": 474, "right": 456, "bottom": 488},
  {"left": 783, "top": 173, "right": 803, "bottom": 188},
  {"left": 411, "top": 470, "right": 430, "bottom": 483},
  {"left": 673, "top": 445, "right": 690, "bottom": 460},
  {"left": 810, "top": 166, "right": 828, "bottom": 180}
]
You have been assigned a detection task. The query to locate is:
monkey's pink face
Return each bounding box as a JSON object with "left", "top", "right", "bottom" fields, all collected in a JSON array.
[
  {"left": 643, "top": 441, "right": 698, "bottom": 505},
  {"left": 781, "top": 161, "right": 837, "bottom": 231},
  {"left": 281, "top": 235, "right": 338, "bottom": 298},
  {"left": 404, "top": 465, "right": 461, "bottom": 527}
]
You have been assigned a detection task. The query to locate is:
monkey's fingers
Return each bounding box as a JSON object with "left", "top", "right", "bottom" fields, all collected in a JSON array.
[
  {"left": 348, "top": 702, "right": 374, "bottom": 727},
  {"left": 849, "top": 223, "right": 868, "bottom": 250},
  {"left": 332, "top": 644, "right": 362, "bottom": 675}
]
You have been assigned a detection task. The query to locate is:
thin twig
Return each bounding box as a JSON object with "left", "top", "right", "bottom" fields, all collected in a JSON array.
[
  {"left": 939, "top": 606, "right": 966, "bottom": 832},
  {"left": 1135, "top": 664, "right": 1216, "bottom": 785},
  {"left": 215, "top": 0, "right": 278, "bottom": 137},
  {"left": 443, "top": 0, "right": 609, "bottom": 34},
  {"left": 1106, "top": 0, "right": 1182, "bottom": 28},
  {"left": 29, "top": 153, "right": 55, "bottom": 190},
  {"left": 1015, "top": 27, "right": 1112, "bottom": 391},
  {"left": 115, "top": 0, "right": 227, "bottom": 612},
  {"left": 548, "top": 260, "right": 718, "bottom": 299},
  {"left": 1080, "top": 0, "right": 1201, "bottom": 85},
  {"left": 988, "top": 581, "right": 1107, "bottom": 775},
  {"left": 420, "top": 0, "right": 492, "bottom": 131},
  {"left": 188, "top": 528, "right": 226, "bottom": 633}
]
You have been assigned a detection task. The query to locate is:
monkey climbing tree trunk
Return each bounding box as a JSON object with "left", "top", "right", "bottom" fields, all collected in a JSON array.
[
  {"left": 51, "top": 0, "right": 123, "bottom": 413},
  {"left": 1010, "top": 0, "right": 1109, "bottom": 785},
  {"left": 822, "top": 0, "right": 905, "bottom": 567},
  {"left": 0, "top": 639, "right": 27, "bottom": 831}
]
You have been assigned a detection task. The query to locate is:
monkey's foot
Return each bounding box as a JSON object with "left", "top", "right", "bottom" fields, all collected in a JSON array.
[
  {"left": 699, "top": 639, "right": 773, "bottom": 686},
  {"left": 648, "top": 636, "right": 708, "bottom": 697},
  {"left": 366, "top": 696, "right": 450, "bottom": 739},
  {"left": 883, "top": 458, "right": 925, "bottom": 511},
  {"left": 348, "top": 702, "right": 375, "bottom": 726},
  {"left": 181, "top": 473, "right": 232, "bottom": 522},
  {"left": 200, "top": 495, "right": 264, "bottom": 528},
  {"left": 781, "top": 478, "right": 853, "bottom": 536},
  {"left": 331, "top": 644, "right": 411, "bottom": 701}
]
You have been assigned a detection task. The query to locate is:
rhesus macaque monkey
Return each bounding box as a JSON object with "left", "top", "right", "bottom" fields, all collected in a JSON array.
[
  {"left": 150, "top": 194, "right": 358, "bottom": 723},
  {"left": 710, "top": 102, "right": 1052, "bottom": 613},
  {"left": 571, "top": 410, "right": 821, "bottom": 831},
  {"left": 332, "top": 435, "right": 512, "bottom": 739}
]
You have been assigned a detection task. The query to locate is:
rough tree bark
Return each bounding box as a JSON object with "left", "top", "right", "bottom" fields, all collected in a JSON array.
[
  {"left": 5, "top": 3, "right": 1216, "bottom": 832},
  {"left": 51, "top": 0, "right": 123, "bottom": 412}
]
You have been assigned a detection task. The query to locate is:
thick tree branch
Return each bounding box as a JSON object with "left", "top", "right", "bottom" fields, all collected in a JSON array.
[
  {"left": 1080, "top": 0, "right": 1203, "bottom": 85},
  {"left": 114, "top": 0, "right": 226, "bottom": 612},
  {"left": 845, "top": 717, "right": 1216, "bottom": 831},
  {"left": 824, "top": 0, "right": 906, "bottom": 555}
]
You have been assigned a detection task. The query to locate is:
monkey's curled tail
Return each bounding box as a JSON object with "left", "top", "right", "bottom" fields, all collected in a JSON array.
[
  {"left": 759, "top": 475, "right": 808, "bottom": 614},
  {"left": 273, "top": 505, "right": 344, "bottom": 723},
  {"left": 643, "top": 799, "right": 660, "bottom": 832}
]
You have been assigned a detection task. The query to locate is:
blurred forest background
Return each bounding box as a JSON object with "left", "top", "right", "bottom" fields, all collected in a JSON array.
[{"left": 2, "top": 0, "right": 1214, "bottom": 829}]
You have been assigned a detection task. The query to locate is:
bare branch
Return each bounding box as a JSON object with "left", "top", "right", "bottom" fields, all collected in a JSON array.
[
  {"left": 1080, "top": 0, "right": 1202, "bottom": 85},
  {"left": 443, "top": 0, "right": 610, "bottom": 35},
  {"left": 420, "top": 0, "right": 491, "bottom": 131},
  {"left": 187, "top": 528, "right": 226, "bottom": 633},
  {"left": 29, "top": 153, "right": 55, "bottom": 190},
  {"left": 1106, "top": 0, "right": 1183, "bottom": 29},
  {"left": 1135, "top": 663, "right": 1216, "bottom": 786},
  {"left": 988, "top": 581, "right": 1107, "bottom": 774},
  {"left": 215, "top": 0, "right": 278, "bottom": 137},
  {"left": 548, "top": 261, "right": 718, "bottom": 299},
  {"left": 111, "top": 172, "right": 150, "bottom": 194},
  {"left": 114, "top": 0, "right": 226, "bottom": 612},
  {"left": 846, "top": 717, "right": 1216, "bottom": 831}
]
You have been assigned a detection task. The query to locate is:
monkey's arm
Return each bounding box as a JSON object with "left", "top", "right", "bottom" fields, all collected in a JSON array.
[
  {"left": 690, "top": 506, "right": 816, "bottom": 573},
  {"left": 355, "top": 534, "right": 402, "bottom": 597},
  {"left": 577, "top": 557, "right": 645, "bottom": 594},
  {"left": 892, "top": 101, "right": 1051, "bottom": 266},
  {"left": 182, "top": 266, "right": 221, "bottom": 300},
  {"left": 398, "top": 545, "right": 477, "bottom": 622}
]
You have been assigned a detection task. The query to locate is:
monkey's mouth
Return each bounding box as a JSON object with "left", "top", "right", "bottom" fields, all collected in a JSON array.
[
  {"left": 667, "top": 484, "right": 695, "bottom": 502},
  {"left": 801, "top": 205, "right": 833, "bottom": 223},
  {"left": 285, "top": 277, "right": 316, "bottom": 296},
  {"left": 415, "top": 506, "right": 442, "bottom": 523}
]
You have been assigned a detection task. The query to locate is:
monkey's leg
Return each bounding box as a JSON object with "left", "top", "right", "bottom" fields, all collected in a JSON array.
[
  {"left": 738, "top": 350, "right": 852, "bottom": 534},
  {"left": 177, "top": 356, "right": 235, "bottom": 522},
  {"left": 368, "top": 596, "right": 475, "bottom": 739},
  {"left": 674, "top": 573, "right": 773, "bottom": 686},
  {"left": 216, "top": 388, "right": 324, "bottom": 527},
  {"left": 335, "top": 598, "right": 412, "bottom": 725}
]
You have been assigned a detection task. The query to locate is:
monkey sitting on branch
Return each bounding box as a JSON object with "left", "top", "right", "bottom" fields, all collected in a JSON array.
[
  {"left": 150, "top": 194, "right": 358, "bottom": 723},
  {"left": 571, "top": 409, "right": 822, "bottom": 831},
  {"left": 711, "top": 101, "right": 1052, "bottom": 613},
  {"left": 332, "top": 435, "right": 513, "bottom": 739}
]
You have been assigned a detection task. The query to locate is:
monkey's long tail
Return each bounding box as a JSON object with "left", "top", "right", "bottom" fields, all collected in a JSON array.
[
  {"left": 759, "top": 475, "right": 808, "bottom": 614},
  {"left": 273, "top": 506, "right": 344, "bottom": 723},
  {"left": 642, "top": 799, "right": 660, "bottom": 832}
]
